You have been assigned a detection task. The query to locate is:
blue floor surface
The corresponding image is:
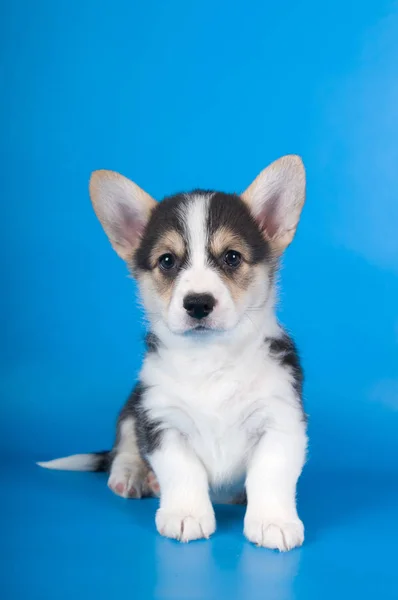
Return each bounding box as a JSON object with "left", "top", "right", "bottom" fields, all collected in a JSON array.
[{"left": 3, "top": 461, "right": 398, "bottom": 599}]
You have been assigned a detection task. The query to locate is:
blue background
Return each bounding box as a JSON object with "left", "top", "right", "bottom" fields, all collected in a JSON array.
[{"left": 1, "top": 1, "right": 398, "bottom": 598}]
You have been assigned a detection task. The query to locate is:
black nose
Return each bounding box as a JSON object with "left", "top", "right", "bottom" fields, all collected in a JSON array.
[{"left": 183, "top": 293, "right": 216, "bottom": 320}]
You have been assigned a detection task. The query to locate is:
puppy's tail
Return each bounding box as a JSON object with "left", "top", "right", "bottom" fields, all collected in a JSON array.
[{"left": 37, "top": 451, "right": 110, "bottom": 472}]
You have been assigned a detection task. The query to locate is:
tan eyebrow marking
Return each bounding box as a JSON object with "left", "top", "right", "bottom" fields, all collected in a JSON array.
[
  {"left": 149, "top": 230, "right": 186, "bottom": 268},
  {"left": 209, "top": 226, "right": 251, "bottom": 258}
]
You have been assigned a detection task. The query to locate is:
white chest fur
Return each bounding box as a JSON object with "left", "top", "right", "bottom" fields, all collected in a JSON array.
[{"left": 140, "top": 336, "right": 302, "bottom": 487}]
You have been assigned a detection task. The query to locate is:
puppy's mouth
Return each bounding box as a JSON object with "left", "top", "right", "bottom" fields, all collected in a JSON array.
[
  {"left": 166, "top": 313, "right": 233, "bottom": 336},
  {"left": 185, "top": 321, "right": 225, "bottom": 335}
]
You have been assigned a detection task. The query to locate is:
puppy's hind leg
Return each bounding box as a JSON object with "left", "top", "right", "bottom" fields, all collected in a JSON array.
[{"left": 108, "top": 416, "right": 159, "bottom": 499}]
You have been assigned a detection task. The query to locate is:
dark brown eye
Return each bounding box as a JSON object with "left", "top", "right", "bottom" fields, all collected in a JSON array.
[
  {"left": 158, "top": 253, "right": 176, "bottom": 271},
  {"left": 224, "top": 250, "right": 242, "bottom": 268}
]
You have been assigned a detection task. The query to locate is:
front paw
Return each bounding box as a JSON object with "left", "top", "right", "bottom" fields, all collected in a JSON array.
[
  {"left": 156, "top": 508, "right": 216, "bottom": 542},
  {"left": 244, "top": 515, "right": 304, "bottom": 551}
]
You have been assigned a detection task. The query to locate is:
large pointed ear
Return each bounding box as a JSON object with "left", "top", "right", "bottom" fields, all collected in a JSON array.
[
  {"left": 89, "top": 170, "right": 156, "bottom": 260},
  {"left": 242, "top": 155, "right": 306, "bottom": 254}
]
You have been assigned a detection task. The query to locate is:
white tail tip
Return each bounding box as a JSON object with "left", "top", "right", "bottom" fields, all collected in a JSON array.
[{"left": 36, "top": 454, "right": 97, "bottom": 471}]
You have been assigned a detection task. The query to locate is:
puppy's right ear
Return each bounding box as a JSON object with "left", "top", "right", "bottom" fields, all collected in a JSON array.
[{"left": 89, "top": 170, "right": 156, "bottom": 260}]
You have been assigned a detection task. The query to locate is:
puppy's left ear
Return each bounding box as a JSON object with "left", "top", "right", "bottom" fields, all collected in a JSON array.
[{"left": 242, "top": 155, "right": 306, "bottom": 254}]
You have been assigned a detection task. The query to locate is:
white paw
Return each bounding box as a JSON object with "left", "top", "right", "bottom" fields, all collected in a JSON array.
[
  {"left": 244, "top": 516, "right": 304, "bottom": 551},
  {"left": 108, "top": 455, "right": 160, "bottom": 499},
  {"left": 108, "top": 468, "right": 143, "bottom": 498},
  {"left": 156, "top": 508, "right": 216, "bottom": 542},
  {"left": 143, "top": 470, "right": 160, "bottom": 497}
]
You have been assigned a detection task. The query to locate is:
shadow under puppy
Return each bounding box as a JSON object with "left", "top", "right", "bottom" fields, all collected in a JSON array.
[{"left": 39, "top": 155, "right": 307, "bottom": 551}]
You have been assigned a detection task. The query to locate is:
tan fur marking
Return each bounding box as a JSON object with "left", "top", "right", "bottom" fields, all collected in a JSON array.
[
  {"left": 149, "top": 230, "right": 185, "bottom": 269},
  {"left": 208, "top": 227, "right": 264, "bottom": 302},
  {"left": 209, "top": 227, "right": 251, "bottom": 260},
  {"left": 138, "top": 271, "right": 175, "bottom": 307},
  {"left": 137, "top": 231, "right": 186, "bottom": 307},
  {"left": 219, "top": 263, "right": 254, "bottom": 302},
  {"left": 151, "top": 270, "right": 175, "bottom": 305}
]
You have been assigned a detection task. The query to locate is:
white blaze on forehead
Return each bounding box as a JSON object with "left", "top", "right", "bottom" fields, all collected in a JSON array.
[
  {"left": 184, "top": 194, "right": 212, "bottom": 268},
  {"left": 163, "top": 191, "right": 274, "bottom": 334}
]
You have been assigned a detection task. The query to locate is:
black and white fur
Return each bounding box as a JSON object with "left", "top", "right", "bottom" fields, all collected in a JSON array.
[{"left": 38, "top": 156, "right": 308, "bottom": 551}]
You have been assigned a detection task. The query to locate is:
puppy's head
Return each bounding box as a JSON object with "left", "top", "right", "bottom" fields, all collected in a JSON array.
[{"left": 89, "top": 156, "right": 305, "bottom": 335}]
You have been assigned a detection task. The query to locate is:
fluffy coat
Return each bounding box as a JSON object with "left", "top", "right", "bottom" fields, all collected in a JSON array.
[{"left": 38, "top": 155, "right": 308, "bottom": 551}]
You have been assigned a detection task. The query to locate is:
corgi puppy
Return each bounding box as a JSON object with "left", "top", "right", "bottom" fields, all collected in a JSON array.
[{"left": 39, "top": 155, "right": 307, "bottom": 551}]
